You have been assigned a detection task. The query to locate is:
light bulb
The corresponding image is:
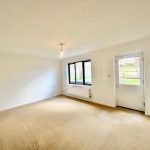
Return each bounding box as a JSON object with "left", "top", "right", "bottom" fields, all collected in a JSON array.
[{"left": 60, "top": 50, "right": 64, "bottom": 57}]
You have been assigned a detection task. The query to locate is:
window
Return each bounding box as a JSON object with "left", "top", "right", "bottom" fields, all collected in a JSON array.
[
  {"left": 76, "top": 62, "right": 83, "bottom": 84},
  {"left": 69, "top": 64, "right": 75, "bottom": 83},
  {"left": 118, "top": 56, "right": 140, "bottom": 85},
  {"left": 68, "top": 60, "right": 92, "bottom": 85},
  {"left": 84, "top": 61, "right": 92, "bottom": 85}
]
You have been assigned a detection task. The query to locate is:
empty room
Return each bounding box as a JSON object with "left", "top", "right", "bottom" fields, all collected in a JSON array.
[{"left": 0, "top": 0, "right": 150, "bottom": 150}]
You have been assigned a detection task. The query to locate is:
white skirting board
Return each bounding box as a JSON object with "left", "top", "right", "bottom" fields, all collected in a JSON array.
[{"left": 0, "top": 94, "right": 60, "bottom": 112}]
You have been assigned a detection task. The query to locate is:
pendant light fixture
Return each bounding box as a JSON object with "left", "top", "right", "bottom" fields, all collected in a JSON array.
[{"left": 60, "top": 43, "right": 64, "bottom": 57}]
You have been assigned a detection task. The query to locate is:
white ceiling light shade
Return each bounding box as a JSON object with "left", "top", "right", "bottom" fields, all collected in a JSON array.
[{"left": 60, "top": 43, "right": 64, "bottom": 58}]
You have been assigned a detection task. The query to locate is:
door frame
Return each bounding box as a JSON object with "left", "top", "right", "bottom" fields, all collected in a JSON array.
[{"left": 114, "top": 52, "right": 145, "bottom": 111}]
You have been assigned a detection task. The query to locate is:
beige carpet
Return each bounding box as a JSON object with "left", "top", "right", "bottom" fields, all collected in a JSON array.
[{"left": 0, "top": 96, "right": 150, "bottom": 150}]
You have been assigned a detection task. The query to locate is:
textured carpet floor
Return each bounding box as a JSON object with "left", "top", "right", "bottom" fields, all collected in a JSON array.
[{"left": 0, "top": 96, "right": 150, "bottom": 150}]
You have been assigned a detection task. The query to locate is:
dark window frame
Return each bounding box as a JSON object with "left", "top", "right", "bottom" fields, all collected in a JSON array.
[{"left": 68, "top": 60, "right": 92, "bottom": 86}]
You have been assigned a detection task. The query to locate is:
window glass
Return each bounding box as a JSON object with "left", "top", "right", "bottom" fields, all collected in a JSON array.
[
  {"left": 118, "top": 57, "right": 140, "bottom": 85},
  {"left": 69, "top": 64, "right": 75, "bottom": 83},
  {"left": 85, "top": 61, "right": 92, "bottom": 84},
  {"left": 76, "top": 62, "right": 83, "bottom": 83},
  {"left": 68, "top": 60, "right": 92, "bottom": 85}
]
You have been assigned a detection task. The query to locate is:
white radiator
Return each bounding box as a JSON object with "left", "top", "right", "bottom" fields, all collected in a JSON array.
[{"left": 67, "top": 85, "right": 91, "bottom": 99}]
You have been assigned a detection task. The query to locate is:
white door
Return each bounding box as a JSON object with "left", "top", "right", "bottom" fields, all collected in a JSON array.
[{"left": 116, "top": 53, "right": 145, "bottom": 111}]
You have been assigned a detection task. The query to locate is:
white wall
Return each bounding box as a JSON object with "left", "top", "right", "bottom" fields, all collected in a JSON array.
[
  {"left": 0, "top": 53, "right": 61, "bottom": 111},
  {"left": 61, "top": 37, "right": 150, "bottom": 116}
]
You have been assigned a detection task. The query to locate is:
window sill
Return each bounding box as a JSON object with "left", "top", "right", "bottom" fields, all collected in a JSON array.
[{"left": 68, "top": 84, "right": 91, "bottom": 88}]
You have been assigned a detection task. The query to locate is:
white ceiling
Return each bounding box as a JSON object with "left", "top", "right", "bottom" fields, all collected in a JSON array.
[{"left": 0, "top": 0, "right": 150, "bottom": 58}]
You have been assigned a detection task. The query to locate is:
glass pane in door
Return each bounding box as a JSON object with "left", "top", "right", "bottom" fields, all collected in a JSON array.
[{"left": 118, "top": 57, "right": 140, "bottom": 85}]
